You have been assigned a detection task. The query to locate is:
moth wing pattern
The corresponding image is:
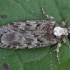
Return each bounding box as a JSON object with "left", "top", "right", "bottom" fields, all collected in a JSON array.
[{"left": 0, "top": 20, "right": 58, "bottom": 49}]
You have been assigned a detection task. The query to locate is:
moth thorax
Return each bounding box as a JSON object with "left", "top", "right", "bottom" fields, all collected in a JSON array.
[{"left": 53, "top": 26, "right": 68, "bottom": 37}]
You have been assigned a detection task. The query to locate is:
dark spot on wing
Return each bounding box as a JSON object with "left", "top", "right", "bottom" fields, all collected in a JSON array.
[
  {"left": 6, "top": 34, "right": 15, "bottom": 42},
  {"left": 37, "top": 24, "right": 41, "bottom": 27},
  {"left": 26, "top": 38, "right": 33, "bottom": 43},
  {"left": 37, "top": 39, "right": 43, "bottom": 42},
  {"left": 20, "top": 30, "right": 28, "bottom": 35},
  {"left": 26, "top": 24, "right": 31, "bottom": 26}
]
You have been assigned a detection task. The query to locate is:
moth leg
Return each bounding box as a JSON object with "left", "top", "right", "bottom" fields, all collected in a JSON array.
[
  {"left": 54, "top": 42, "right": 61, "bottom": 64},
  {"left": 65, "top": 17, "right": 70, "bottom": 23},
  {"left": 42, "top": 6, "right": 54, "bottom": 20},
  {"left": 62, "top": 37, "right": 70, "bottom": 48}
]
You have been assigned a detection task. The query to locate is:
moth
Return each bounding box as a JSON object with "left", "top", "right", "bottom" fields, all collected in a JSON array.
[{"left": 0, "top": 7, "right": 70, "bottom": 63}]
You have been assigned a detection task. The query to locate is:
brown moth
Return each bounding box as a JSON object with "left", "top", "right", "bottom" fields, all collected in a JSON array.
[{"left": 0, "top": 7, "right": 70, "bottom": 63}]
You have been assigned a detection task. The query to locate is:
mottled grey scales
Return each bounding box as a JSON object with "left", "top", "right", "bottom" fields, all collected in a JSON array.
[{"left": 0, "top": 20, "right": 61, "bottom": 49}]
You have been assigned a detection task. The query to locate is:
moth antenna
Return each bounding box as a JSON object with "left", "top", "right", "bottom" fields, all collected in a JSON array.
[
  {"left": 42, "top": 6, "right": 49, "bottom": 18},
  {"left": 42, "top": 6, "right": 54, "bottom": 20},
  {"left": 65, "top": 17, "right": 70, "bottom": 23}
]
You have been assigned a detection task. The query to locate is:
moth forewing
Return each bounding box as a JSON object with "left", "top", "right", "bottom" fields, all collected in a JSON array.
[{"left": 0, "top": 20, "right": 59, "bottom": 49}]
